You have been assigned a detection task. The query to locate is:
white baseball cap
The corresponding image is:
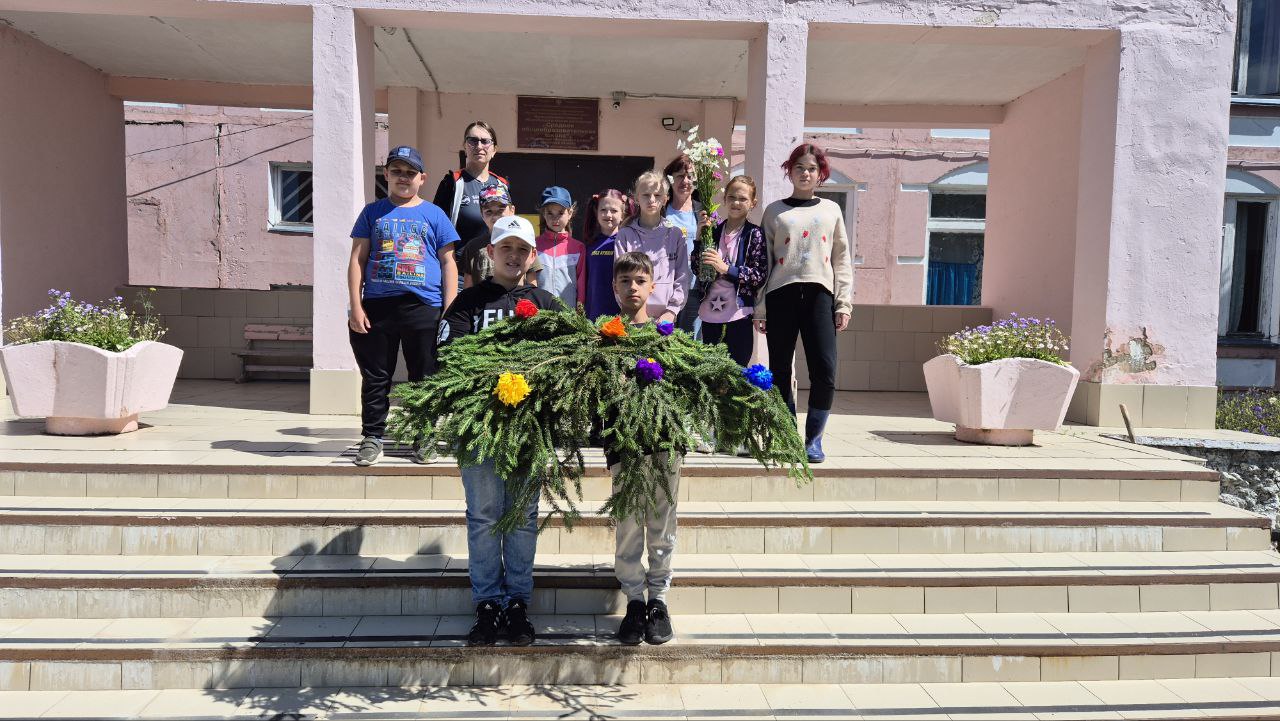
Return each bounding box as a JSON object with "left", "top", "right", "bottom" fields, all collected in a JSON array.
[{"left": 490, "top": 216, "right": 536, "bottom": 247}]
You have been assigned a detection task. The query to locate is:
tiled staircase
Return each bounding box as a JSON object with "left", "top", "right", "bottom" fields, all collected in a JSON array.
[{"left": 0, "top": 461, "right": 1278, "bottom": 719}]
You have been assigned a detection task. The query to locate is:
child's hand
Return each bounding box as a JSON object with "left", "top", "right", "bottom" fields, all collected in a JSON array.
[
  {"left": 700, "top": 249, "right": 729, "bottom": 275},
  {"left": 349, "top": 306, "right": 371, "bottom": 333},
  {"left": 754, "top": 319, "right": 767, "bottom": 334},
  {"left": 834, "top": 312, "right": 850, "bottom": 332}
]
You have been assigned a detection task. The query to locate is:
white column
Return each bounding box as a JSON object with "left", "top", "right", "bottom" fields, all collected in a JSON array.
[
  {"left": 309, "top": 5, "right": 375, "bottom": 414},
  {"left": 387, "top": 86, "right": 423, "bottom": 154},
  {"left": 744, "top": 20, "right": 808, "bottom": 215},
  {"left": 1064, "top": 26, "right": 1233, "bottom": 428}
]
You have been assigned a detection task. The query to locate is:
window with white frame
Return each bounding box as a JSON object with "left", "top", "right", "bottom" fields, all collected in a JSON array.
[
  {"left": 1234, "top": 0, "right": 1280, "bottom": 97},
  {"left": 1221, "top": 169, "right": 1280, "bottom": 339},
  {"left": 269, "top": 163, "right": 313, "bottom": 232},
  {"left": 925, "top": 163, "right": 987, "bottom": 306}
]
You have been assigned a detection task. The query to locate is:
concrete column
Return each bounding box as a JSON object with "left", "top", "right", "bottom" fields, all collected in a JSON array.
[
  {"left": 700, "top": 98, "right": 737, "bottom": 171},
  {"left": 387, "top": 86, "right": 424, "bottom": 154},
  {"left": 309, "top": 5, "right": 375, "bottom": 414},
  {"left": 744, "top": 20, "right": 808, "bottom": 213},
  {"left": 986, "top": 26, "right": 1231, "bottom": 429}
]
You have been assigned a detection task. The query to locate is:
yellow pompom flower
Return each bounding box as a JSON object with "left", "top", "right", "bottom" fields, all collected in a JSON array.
[{"left": 493, "top": 372, "right": 531, "bottom": 407}]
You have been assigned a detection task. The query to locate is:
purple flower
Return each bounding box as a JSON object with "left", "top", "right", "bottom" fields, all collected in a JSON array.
[
  {"left": 635, "top": 357, "right": 665, "bottom": 383},
  {"left": 656, "top": 320, "right": 674, "bottom": 337}
]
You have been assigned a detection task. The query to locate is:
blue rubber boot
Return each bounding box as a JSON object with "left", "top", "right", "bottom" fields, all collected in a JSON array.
[{"left": 804, "top": 408, "right": 829, "bottom": 464}]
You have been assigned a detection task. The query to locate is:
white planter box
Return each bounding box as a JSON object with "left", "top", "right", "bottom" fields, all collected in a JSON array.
[
  {"left": 922, "top": 353, "right": 1080, "bottom": 446},
  {"left": 0, "top": 341, "right": 183, "bottom": 435}
]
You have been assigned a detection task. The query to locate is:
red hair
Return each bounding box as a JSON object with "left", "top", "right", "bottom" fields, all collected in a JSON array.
[
  {"left": 781, "top": 143, "right": 831, "bottom": 183},
  {"left": 582, "top": 189, "right": 636, "bottom": 239}
]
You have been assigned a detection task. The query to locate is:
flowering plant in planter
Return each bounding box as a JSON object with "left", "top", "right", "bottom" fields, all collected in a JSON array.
[
  {"left": 924, "top": 313, "right": 1079, "bottom": 446},
  {"left": 938, "top": 313, "right": 1069, "bottom": 365},
  {"left": 4, "top": 289, "right": 165, "bottom": 351},
  {"left": 1, "top": 289, "right": 180, "bottom": 435}
]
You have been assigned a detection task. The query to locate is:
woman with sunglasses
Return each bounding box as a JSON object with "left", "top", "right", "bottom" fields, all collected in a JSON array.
[{"left": 431, "top": 121, "right": 510, "bottom": 253}]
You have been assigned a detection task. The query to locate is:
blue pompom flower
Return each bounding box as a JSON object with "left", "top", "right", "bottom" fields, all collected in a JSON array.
[
  {"left": 743, "top": 364, "right": 773, "bottom": 391},
  {"left": 656, "top": 320, "right": 674, "bottom": 337}
]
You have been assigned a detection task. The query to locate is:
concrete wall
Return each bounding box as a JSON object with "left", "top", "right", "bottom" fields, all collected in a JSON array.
[
  {"left": 124, "top": 104, "right": 388, "bottom": 290},
  {"left": 0, "top": 25, "right": 128, "bottom": 324},
  {"left": 117, "top": 285, "right": 312, "bottom": 380},
  {"left": 795, "top": 305, "right": 992, "bottom": 391}
]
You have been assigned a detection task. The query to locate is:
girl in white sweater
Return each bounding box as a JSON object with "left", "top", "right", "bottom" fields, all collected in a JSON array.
[{"left": 754, "top": 143, "right": 854, "bottom": 463}]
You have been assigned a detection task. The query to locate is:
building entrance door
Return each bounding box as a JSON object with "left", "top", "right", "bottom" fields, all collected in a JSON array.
[{"left": 486, "top": 153, "right": 655, "bottom": 237}]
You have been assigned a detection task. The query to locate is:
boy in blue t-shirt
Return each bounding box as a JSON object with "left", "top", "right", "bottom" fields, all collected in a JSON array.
[{"left": 348, "top": 145, "right": 460, "bottom": 466}]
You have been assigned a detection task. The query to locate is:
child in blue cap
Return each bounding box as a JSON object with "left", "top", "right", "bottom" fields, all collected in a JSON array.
[
  {"left": 534, "top": 186, "right": 586, "bottom": 309},
  {"left": 347, "top": 145, "right": 459, "bottom": 466}
]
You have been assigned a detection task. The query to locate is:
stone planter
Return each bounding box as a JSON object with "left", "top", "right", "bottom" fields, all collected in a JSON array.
[
  {"left": 0, "top": 341, "right": 183, "bottom": 435},
  {"left": 922, "top": 353, "right": 1080, "bottom": 446}
]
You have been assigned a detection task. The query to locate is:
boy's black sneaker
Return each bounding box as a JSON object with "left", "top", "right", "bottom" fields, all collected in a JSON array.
[
  {"left": 467, "top": 601, "right": 502, "bottom": 646},
  {"left": 644, "top": 598, "right": 673, "bottom": 645},
  {"left": 503, "top": 599, "right": 536, "bottom": 646},
  {"left": 616, "top": 600, "right": 646, "bottom": 645}
]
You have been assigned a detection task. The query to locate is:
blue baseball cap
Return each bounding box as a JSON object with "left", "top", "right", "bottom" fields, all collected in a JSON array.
[
  {"left": 385, "top": 146, "right": 424, "bottom": 173},
  {"left": 541, "top": 186, "right": 573, "bottom": 208}
]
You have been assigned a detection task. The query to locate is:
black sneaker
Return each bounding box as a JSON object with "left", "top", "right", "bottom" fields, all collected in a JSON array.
[
  {"left": 467, "top": 601, "right": 502, "bottom": 646},
  {"left": 616, "top": 600, "right": 646, "bottom": 646},
  {"left": 644, "top": 598, "right": 673, "bottom": 645},
  {"left": 503, "top": 599, "right": 535, "bottom": 646}
]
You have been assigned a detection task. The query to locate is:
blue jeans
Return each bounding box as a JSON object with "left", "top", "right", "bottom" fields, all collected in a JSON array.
[{"left": 461, "top": 461, "right": 539, "bottom": 606}]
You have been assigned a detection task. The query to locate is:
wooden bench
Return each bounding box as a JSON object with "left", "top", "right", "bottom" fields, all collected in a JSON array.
[{"left": 232, "top": 324, "right": 312, "bottom": 382}]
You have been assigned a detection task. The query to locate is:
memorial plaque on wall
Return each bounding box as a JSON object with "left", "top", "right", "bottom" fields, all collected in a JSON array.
[{"left": 517, "top": 96, "right": 600, "bottom": 151}]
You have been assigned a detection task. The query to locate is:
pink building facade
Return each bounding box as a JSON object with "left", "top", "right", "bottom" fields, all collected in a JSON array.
[{"left": 0, "top": 0, "right": 1261, "bottom": 428}]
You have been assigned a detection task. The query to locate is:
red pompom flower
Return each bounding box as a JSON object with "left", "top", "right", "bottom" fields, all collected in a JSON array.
[{"left": 514, "top": 299, "right": 538, "bottom": 319}]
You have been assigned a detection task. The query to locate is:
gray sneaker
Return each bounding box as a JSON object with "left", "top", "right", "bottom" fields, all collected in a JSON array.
[
  {"left": 353, "top": 436, "right": 382, "bottom": 466},
  {"left": 410, "top": 442, "right": 435, "bottom": 465}
]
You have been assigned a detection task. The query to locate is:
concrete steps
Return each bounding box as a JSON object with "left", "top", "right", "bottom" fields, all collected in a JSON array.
[
  {"left": 2, "top": 610, "right": 1280, "bottom": 690},
  {"left": 0, "top": 499, "right": 1263, "bottom": 557},
  {"left": 7, "top": 679, "right": 1280, "bottom": 719},
  {"left": 0, "top": 455, "right": 1267, "bottom": 717},
  {"left": 0, "top": 466, "right": 1224, "bottom": 503},
  {"left": 0, "top": 551, "right": 1277, "bottom": 618}
]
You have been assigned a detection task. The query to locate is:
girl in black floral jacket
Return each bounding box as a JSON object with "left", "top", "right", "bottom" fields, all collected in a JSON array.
[{"left": 697, "top": 175, "right": 768, "bottom": 366}]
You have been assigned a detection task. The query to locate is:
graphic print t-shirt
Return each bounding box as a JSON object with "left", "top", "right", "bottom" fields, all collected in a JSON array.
[
  {"left": 351, "top": 198, "right": 460, "bottom": 307},
  {"left": 457, "top": 173, "right": 508, "bottom": 249}
]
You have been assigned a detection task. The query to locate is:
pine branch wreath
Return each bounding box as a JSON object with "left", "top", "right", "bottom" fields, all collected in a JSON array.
[{"left": 389, "top": 308, "right": 810, "bottom": 532}]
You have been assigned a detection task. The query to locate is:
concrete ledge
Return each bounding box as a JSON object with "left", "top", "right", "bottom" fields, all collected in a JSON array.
[
  {"left": 309, "top": 369, "right": 360, "bottom": 415},
  {"left": 1067, "top": 381, "right": 1216, "bottom": 429}
]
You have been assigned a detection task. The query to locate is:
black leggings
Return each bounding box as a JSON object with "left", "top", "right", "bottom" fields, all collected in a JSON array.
[
  {"left": 764, "top": 283, "right": 837, "bottom": 412},
  {"left": 702, "top": 316, "right": 754, "bottom": 367},
  {"left": 350, "top": 294, "right": 441, "bottom": 438}
]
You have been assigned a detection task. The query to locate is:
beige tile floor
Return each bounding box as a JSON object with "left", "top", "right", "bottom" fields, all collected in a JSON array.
[
  {"left": 0, "top": 381, "right": 1247, "bottom": 472},
  {"left": 0, "top": 679, "right": 1279, "bottom": 719}
]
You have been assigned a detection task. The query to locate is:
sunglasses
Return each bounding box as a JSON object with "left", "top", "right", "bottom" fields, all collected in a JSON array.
[{"left": 465, "top": 137, "right": 494, "bottom": 147}]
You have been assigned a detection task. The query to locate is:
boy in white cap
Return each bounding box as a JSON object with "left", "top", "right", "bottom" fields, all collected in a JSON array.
[{"left": 437, "top": 215, "right": 561, "bottom": 646}]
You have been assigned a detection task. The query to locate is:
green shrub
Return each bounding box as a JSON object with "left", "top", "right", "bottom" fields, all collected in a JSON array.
[
  {"left": 3, "top": 289, "right": 165, "bottom": 353},
  {"left": 939, "top": 313, "right": 1070, "bottom": 365},
  {"left": 1217, "top": 387, "right": 1280, "bottom": 437}
]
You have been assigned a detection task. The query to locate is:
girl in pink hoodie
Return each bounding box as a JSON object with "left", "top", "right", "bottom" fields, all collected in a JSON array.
[{"left": 615, "top": 170, "right": 690, "bottom": 323}]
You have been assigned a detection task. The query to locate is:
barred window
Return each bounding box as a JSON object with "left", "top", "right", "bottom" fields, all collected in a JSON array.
[{"left": 269, "top": 163, "right": 313, "bottom": 232}]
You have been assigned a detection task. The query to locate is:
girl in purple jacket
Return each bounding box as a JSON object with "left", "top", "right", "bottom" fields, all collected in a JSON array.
[{"left": 615, "top": 170, "right": 690, "bottom": 324}]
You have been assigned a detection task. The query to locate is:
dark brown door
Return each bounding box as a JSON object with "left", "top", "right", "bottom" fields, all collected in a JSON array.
[{"left": 482, "top": 152, "right": 654, "bottom": 237}]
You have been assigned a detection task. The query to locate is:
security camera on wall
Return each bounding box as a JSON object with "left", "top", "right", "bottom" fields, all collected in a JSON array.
[{"left": 662, "top": 117, "right": 695, "bottom": 132}]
